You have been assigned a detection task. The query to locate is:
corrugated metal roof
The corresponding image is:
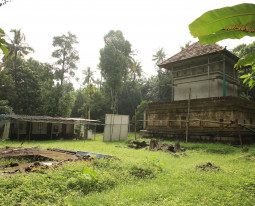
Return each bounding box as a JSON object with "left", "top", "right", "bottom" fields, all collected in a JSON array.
[{"left": 0, "top": 114, "right": 100, "bottom": 123}]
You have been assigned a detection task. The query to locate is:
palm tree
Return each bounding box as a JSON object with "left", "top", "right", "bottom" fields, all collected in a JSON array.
[
  {"left": 130, "top": 58, "right": 142, "bottom": 80},
  {"left": 180, "top": 41, "right": 192, "bottom": 51},
  {"left": 82, "top": 67, "right": 95, "bottom": 86},
  {"left": 152, "top": 48, "right": 166, "bottom": 70},
  {"left": 7, "top": 29, "right": 34, "bottom": 87}
]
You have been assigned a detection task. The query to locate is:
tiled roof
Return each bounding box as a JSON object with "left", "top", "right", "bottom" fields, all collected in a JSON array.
[{"left": 158, "top": 42, "right": 225, "bottom": 67}]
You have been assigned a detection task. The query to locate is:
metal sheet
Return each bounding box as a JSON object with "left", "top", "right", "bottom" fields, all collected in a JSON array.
[
  {"left": 76, "top": 151, "right": 113, "bottom": 158},
  {"left": 103, "top": 114, "right": 129, "bottom": 142}
]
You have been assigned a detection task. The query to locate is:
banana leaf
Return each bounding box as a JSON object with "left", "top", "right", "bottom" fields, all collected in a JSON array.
[
  {"left": 0, "top": 45, "right": 9, "bottom": 56},
  {"left": 189, "top": 3, "right": 255, "bottom": 43}
]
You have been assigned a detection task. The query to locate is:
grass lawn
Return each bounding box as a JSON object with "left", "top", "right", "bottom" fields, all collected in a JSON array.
[{"left": 0, "top": 133, "right": 254, "bottom": 206}]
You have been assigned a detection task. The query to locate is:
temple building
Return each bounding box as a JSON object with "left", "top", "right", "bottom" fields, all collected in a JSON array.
[{"left": 141, "top": 42, "right": 255, "bottom": 144}]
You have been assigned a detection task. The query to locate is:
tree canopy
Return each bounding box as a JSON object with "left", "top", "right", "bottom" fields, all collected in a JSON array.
[
  {"left": 52, "top": 32, "right": 79, "bottom": 85},
  {"left": 99, "top": 30, "right": 132, "bottom": 113}
]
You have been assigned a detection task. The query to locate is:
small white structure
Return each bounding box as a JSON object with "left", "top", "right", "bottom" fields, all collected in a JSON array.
[
  {"left": 103, "top": 114, "right": 129, "bottom": 142},
  {"left": 87, "top": 129, "right": 92, "bottom": 139}
]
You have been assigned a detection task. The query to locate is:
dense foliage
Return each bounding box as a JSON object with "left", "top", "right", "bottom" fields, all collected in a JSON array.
[{"left": 0, "top": 29, "right": 172, "bottom": 126}]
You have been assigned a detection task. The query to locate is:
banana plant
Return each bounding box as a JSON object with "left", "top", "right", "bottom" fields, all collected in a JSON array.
[
  {"left": 0, "top": 28, "right": 9, "bottom": 56},
  {"left": 189, "top": 3, "right": 255, "bottom": 88}
]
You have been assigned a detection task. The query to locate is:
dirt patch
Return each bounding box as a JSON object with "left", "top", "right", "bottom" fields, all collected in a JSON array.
[
  {"left": 0, "top": 147, "right": 109, "bottom": 175},
  {"left": 246, "top": 155, "right": 255, "bottom": 161},
  {"left": 241, "top": 147, "right": 249, "bottom": 153},
  {"left": 240, "top": 154, "right": 255, "bottom": 161},
  {"left": 149, "top": 140, "right": 186, "bottom": 156},
  {"left": 127, "top": 140, "right": 149, "bottom": 149},
  {"left": 195, "top": 162, "right": 220, "bottom": 171}
]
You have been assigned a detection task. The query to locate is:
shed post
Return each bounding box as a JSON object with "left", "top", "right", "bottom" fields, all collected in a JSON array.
[
  {"left": 223, "top": 54, "right": 226, "bottom": 96},
  {"left": 28, "top": 122, "right": 32, "bottom": 141},
  {"left": 143, "top": 110, "right": 146, "bottom": 129},
  {"left": 236, "top": 121, "right": 243, "bottom": 147},
  {"left": 135, "top": 109, "right": 137, "bottom": 140},
  {"left": 186, "top": 88, "right": 191, "bottom": 143},
  {"left": 17, "top": 120, "right": 20, "bottom": 141},
  {"left": 208, "top": 55, "right": 210, "bottom": 97},
  {"left": 94, "top": 123, "right": 97, "bottom": 140},
  {"left": 171, "top": 64, "right": 174, "bottom": 101}
]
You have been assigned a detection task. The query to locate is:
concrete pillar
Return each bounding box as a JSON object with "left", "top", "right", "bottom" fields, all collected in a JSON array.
[{"left": 143, "top": 110, "right": 147, "bottom": 129}]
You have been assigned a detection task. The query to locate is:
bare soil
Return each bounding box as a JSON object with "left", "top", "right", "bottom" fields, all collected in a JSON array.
[{"left": 0, "top": 147, "right": 79, "bottom": 174}]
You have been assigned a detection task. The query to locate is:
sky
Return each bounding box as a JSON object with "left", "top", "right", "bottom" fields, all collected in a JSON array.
[{"left": 1, "top": 0, "right": 254, "bottom": 89}]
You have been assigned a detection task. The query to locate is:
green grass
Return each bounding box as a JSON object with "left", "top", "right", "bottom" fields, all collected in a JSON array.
[{"left": 0, "top": 133, "right": 254, "bottom": 206}]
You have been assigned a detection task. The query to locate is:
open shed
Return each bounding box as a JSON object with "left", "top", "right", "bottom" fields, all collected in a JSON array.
[{"left": 0, "top": 114, "right": 99, "bottom": 141}]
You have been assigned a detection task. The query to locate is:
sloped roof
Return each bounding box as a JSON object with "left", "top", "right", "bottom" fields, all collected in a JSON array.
[
  {"left": 0, "top": 114, "right": 100, "bottom": 124},
  {"left": 158, "top": 42, "right": 227, "bottom": 68}
]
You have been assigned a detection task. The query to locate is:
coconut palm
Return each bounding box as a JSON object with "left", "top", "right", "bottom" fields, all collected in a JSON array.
[
  {"left": 180, "top": 40, "right": 192, "bottom": 51},
  {"left": 7, "top": 29, "right": 34, "bottom": 87},
  {"left": 82, "top": 67, "right": 95, "bottom": 86},
  {"left": 129, "top": 58, "right": 142, "bottom": 80},
  {"left": 152, "top": 48, "right": 166, "bottom": 70}
]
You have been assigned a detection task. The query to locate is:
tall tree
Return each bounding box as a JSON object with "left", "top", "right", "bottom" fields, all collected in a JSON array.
[
  {"left": 52, "top": 32, "right": 79, "bottom": 85},
  {"left": 129, "top": 58, "right": 142, "bottom": 81},
  {"left": 6, "top": 29, "right": 34, "bottom": 89},
  {"left": 232, "top": 42, "right": 255, "bottom": 59},
  {"left": 99, "top": 30, "right": 132, "bottom": 113},
  {"left": 152, "top": 48, "right": 172, "bottom": 101},
  {"left": 82, "top": 67, "right": 95, "bottom": 86},
  {"left": 152, "top": 48, "right": 166, "bottom": 70},
  {"left": 232, "top": 42, "right": 255, "bottom": 101},
  {"left": 0, "top": 68, "right": 16, "bottom": 112}
]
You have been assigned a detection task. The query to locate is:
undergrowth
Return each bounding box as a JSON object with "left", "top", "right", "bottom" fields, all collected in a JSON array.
[{"left": 0, "top": 134, "right": 254, "bottom": 206}]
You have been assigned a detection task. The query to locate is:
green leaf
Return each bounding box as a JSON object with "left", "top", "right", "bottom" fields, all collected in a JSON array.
[
  {"left": 189, "top": 3, "right": 255, "bottom": 39},
  {"left": 240, "top": 74, "right": 249, "bottom": 79},
  {"left": 0, "top": 38, "right": 6, "bottom": 44},
  {"left": 235, "top": 51, "right": 255, "bottom": 68},
  {"left": 0, "top": 28, "right": 4, "bottom": 35},
  {"left": 199, "top": 30, "right": 255, "bottom": 44},
  {"left": 0, "top": 45, "right": 9, "bottom": 56}
]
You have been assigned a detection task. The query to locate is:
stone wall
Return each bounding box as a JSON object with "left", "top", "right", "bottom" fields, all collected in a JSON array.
[{"left": 142, "top": 97, "right": 255, "bottom": 143}]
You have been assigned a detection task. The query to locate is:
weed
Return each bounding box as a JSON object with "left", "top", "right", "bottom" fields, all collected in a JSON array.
[{"left": 0, "top": 135, "right": 254, "bottom": 206}]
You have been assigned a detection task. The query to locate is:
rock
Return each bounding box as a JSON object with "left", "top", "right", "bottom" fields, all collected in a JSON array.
[
  {"left": 25, "top": 167, "right": 32, "bottom": 172},
  {"left": 34, "top": 161, "right": 40, "bottom": 166},
  {"left": 170, "top": 152, "right": 179, "bottom": 157},
  {"left": 160, "top": 144, "right": 169, "bottom": 152},
  {"left": 157, "top": 141, "right": 163, "bottom": 150},
  {"left": 168, "top": 144, "right": 175, "bottom": 152},
  {"left": 149, "top": 140, "right": 157, "bottom": 150},
  {"left": 9, "top": 162, "right": 19, "bottom": 167},
  {"left": 128, "top": 140, "right": 148, "bottom": 149},
  {"left": 180, "top": 148, "right": 186, "bottom": 152},
  {"left": 195, "top": 162, "right": 220, "bottom": 171},
  {"left": 241, "top": 147, "right": 249, "bottom": 153},
  {"left": 174, "top": 141, "right": 181, "bottom": 152}
]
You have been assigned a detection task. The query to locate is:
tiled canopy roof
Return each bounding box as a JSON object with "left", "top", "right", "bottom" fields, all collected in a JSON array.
[{"left": 158, "top": 42, "right": 225, "bottom": 67}]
